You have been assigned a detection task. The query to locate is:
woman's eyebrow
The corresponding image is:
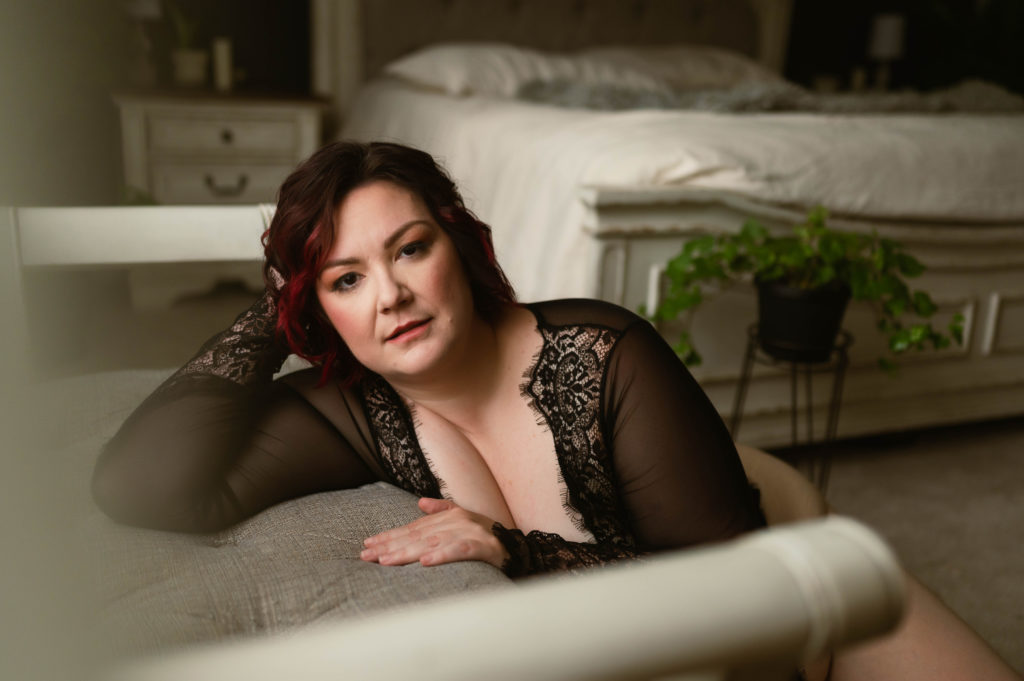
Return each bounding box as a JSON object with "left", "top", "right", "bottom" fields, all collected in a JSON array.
[
  {"left": 321, "top": 220, "right": 433, "bottom": 272},
  {"left": 382, "top": 220, "right": 432, "bottom": 249}
]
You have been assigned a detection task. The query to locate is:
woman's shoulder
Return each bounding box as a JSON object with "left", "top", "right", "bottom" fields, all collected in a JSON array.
[
  {"left": 526, "top": 298, "right": 646, "bottom": 333},
  {"left": 278, "top": 367, "right": 365, "bottom": 423}
]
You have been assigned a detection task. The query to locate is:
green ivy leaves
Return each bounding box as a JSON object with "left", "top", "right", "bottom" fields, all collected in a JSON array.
[{"left": 646, "top": 206, "right": 963, "bottom": 371}]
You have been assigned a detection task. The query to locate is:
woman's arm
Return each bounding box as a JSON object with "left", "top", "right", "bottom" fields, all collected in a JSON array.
[
  {"left": 606, "top": 318, "right": 766, "bottom": 550},
  {"left": 91, "top": 292, "right": 378, "bottom": 532},
  {"left": 492, "top": 317, "right": 764, "bottom": 577}
]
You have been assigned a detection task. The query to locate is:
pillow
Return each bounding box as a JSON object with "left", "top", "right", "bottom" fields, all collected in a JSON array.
[
  {"left": 383, "top": 42, "right": 673, "bottom": 98},
  {"left": 581, "top": 45, "right": 786, "bottom": 91},
  {"left": 383, "top": 42, "right": 783, "bottom": 99},
  {"left": 87, "top": 482, "right": 512, "bottom": 658}
]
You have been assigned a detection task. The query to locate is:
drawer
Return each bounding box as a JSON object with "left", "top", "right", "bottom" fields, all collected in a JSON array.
[
  {"left": 151, "top": 163, "right": 294, "bottom": 204},
  {"left": 149, "top": 115, "right": 299, "bottom": 156}
]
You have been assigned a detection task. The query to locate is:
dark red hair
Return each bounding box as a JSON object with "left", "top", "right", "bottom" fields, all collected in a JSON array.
[{"left": 262, "top": 140, "right": 517, "bottom": 386}]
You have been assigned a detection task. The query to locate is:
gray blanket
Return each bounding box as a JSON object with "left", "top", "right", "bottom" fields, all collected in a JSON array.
[{"left": 517, "top": 78, "right": 1024, "bottom": 114}]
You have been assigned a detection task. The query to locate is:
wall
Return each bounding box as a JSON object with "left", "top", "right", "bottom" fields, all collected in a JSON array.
[
  {"left": 1, "top": 6, "right": 131, "bottom": 678},
  {"left": 146, "top": 0, "right": 311, "bottom": 94},
  {"left": 0, "top": 0, "right": 128, "bottom": 206},
  {"left": 785, "top": 0, "right": 1024, "bottom": 94}
]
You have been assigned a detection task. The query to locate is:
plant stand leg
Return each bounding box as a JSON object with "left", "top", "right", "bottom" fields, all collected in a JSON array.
[
  {"left": 805, "top": 363, "right": 814, "bottom": 443},
  {"left": 816, "top": 344, "right": 850, "bottom": 492},
  {"left": 733, "top": 328, "right": 851, "bottom": 496},
  {"left": 789, "top": 362, "right": 799, "bottom": 446},
  {"left": 730, "top": 327, "right": 757, "bottom": 439},
  {"left": 803, "top": 363, "right": 829, "bottom": 491}
]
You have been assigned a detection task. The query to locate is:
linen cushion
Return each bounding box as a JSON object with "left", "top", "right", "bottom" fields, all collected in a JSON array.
[
  {"left": 87, "top": 482, "right": 512, "bottom": 657},
  {"left": 34, "top": 370, "right": 510, "bottom": 658}
]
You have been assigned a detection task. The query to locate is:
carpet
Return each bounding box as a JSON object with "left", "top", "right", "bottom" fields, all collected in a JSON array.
[{"left": 773, "top": 417, "right": 1024, "bottom": 673}]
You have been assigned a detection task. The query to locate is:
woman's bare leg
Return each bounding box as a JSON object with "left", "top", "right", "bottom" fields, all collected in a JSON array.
[{"left": 829, "top": 572, "right": 1020, "bottom": 681}]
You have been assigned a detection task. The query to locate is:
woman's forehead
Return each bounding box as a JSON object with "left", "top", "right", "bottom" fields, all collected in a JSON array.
[{"left": 335, "top": 181, "right": 430, "bottom": 226}]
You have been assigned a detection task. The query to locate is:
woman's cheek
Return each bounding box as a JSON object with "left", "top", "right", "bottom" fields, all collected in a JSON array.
[{"left": 327, "top": 291, "right": 378, "bottom": 354}]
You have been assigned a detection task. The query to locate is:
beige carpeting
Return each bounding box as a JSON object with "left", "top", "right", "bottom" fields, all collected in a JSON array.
[{"left": 773, "top": 417, "right": 1024, "bottom": 673}]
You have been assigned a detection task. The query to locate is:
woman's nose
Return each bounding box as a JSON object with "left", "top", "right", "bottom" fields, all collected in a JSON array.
[{"left": 376, "top": 271, "right": 411, "bottom": 313}]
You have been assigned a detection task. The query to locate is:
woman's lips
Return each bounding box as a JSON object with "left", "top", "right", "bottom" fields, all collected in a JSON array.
[{"left": 386, "top": 319, "right": 430, "bottom": 342}]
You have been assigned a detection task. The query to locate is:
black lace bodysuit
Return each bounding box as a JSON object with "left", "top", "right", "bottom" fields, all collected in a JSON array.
[{"left": 93, "top": 297, "right": 765, "bottom": 578}]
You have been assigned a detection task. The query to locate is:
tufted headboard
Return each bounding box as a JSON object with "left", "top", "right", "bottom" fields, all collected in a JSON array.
[{"left": 310, "top": 0, "right": 792, "bottom": 121}]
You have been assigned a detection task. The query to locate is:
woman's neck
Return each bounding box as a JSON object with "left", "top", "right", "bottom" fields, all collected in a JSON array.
[{"left": 389, "top": 305, "right": 532, "bottom": 435}]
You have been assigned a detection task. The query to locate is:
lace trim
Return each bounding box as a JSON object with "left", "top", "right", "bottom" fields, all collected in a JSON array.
[
  {"left": 359, "top": 373, "right": 443, "bottom": 499},
  {"left": 493, "top": 523, "right": 638, "bottom": 578},
  {"left": 358, "top": 311, "right": 639, "bottom": 575},
  {"left": 520, "top": 320, "right": 634, "bottom": 549},
  {"left": 517, "top": 344, "right": 589, "bottom": 538},
  {"left": 153, "top": 292, "right": 288, "bottom": 400}
]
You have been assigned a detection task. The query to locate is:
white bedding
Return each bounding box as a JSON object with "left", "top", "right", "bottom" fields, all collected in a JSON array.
[{"left": 342, "top": 79, "right": 1024, "bottom": 301}]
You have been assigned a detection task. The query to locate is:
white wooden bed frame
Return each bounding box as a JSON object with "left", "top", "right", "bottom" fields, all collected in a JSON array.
[
  {"left": 310, "top": 0, "right": 1024, "bottom": 446},
  {"left": 104, "top": 516, "right": 905, "bottom": 681}
]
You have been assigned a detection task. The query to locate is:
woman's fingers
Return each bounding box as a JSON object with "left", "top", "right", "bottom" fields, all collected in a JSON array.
[
  {"left": 418, "top": 497, "right": 455, "bottom": 514},
  {"left": 360, "top": 499, "right": 508, "bottom": 568},
  {"left": 362, "top": 501, "right": 449, "bottom": 547},
  {"left": 360, "top": 523, "right": 457, "bottom": 565}
]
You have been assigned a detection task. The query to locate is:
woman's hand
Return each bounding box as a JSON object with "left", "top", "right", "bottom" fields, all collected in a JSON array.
[{"left": 361, "top": 498, "right": 510, "bottom": 569}]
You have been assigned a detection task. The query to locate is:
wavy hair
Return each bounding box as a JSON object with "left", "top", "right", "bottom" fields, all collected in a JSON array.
[{"left": 262, "top": 140, "right": 517, "bottom": 385}]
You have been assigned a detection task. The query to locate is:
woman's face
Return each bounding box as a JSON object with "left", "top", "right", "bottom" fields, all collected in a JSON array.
[{"left": 316, "top": 180, "right": 477, "bottom": 384}]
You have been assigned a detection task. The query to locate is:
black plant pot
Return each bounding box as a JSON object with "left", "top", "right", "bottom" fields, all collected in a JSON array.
[{"left": 755, "top": 277, "right": 851, "bottom": 363}]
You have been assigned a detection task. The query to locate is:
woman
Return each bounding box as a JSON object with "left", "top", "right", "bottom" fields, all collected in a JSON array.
[
  {"left": 92, "top": 140, "right": 763, "bottom": 575},
  {"left": 92, "top": 141, "right": 1020, "bottom": 680}
]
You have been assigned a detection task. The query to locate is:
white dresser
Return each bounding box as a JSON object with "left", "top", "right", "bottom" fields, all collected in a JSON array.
[{"left": 114, "top": 92, "right": 325, "bottom": 204}]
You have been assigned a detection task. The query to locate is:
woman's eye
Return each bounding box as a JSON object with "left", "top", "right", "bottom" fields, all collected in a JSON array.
[
  {"left": 399, "top": 241, "right": 426, "bottom": 258},
  {"left": 333, "top": 272, "right": 361, "bottom": 291}
]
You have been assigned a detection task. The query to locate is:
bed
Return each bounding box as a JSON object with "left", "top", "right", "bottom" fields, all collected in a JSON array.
[{"left": 313, "top": 0, "right": 1024, "bottom": 446}]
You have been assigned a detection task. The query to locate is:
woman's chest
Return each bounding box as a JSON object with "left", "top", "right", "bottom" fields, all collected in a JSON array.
[
  {"left": 362, "top": 319, "right": 622, "bottom": 543},
  {"left": 412, "top": 389, "right": 592, "bottom": 542}
]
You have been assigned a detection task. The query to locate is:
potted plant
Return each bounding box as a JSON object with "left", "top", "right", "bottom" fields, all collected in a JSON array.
[
  {"left": 645, "top": 206, "right": 964, "bottom": 370},
  {"left": 166, "top": 1, "right": 207, "bottom": 87}
]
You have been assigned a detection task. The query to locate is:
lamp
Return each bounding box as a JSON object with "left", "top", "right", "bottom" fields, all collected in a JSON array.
[{"left": 867, "top": 13, "right": 905, "bottom": 91}]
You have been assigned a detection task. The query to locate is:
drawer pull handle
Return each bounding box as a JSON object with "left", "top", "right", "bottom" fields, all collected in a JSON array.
[
  {"left": 220, "top": 129, "right": 234, "bottom": 144},
  {"left": 204, "top": 174, "right": 248, "bottom": 197}
]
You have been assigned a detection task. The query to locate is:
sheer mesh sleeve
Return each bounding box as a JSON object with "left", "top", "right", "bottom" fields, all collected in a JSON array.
[
  {"left": 91, "top": 293, "right": 379, "bottom": 533},
  {"left": 605, "top": 319, "right": 766, "bottom": 552},
  {"left": 492, "top": 300, "right": 762, "bottom": 578}
]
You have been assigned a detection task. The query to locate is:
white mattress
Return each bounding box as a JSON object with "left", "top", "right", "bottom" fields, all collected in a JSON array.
[{"left": 342, "top": 80, "right": 1024, "bottom": 301}]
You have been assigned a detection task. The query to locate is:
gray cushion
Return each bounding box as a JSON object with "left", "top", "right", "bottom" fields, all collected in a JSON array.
[
  {"left": 38, "top": 369, "right": 510, "bottom": 656},
  {"left": 86, "top": 482, "right": 512, "bottom": 657}
]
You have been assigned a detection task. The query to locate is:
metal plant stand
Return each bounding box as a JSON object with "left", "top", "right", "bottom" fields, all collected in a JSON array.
[{"left": 730, "top": 325, "right": 853, "bottom": 492}]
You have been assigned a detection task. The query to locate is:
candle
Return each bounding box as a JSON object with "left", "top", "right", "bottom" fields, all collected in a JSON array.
[{"left": 213, "top": 37, "right": 232, "bottom": 92}]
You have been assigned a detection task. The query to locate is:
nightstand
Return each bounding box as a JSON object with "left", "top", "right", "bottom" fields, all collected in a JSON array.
[{"left": 114, "top": 92, "right": 326, "bottom": 204}]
